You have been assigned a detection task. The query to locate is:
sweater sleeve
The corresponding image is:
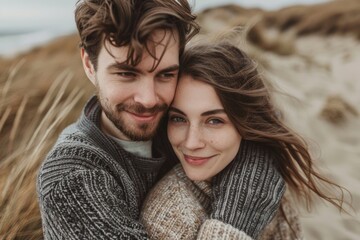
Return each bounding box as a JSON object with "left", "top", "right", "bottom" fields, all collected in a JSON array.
[
  {"left": 39, "top": 169, "right": 148, "bottom": 239},
  {"left": 140, "top": 167, "right": 254, "bottom": 240},
  {"left": 140, "top": 171, "right": 204, "bottom": 240},
  {"left": 197, "top": 219, "right": 253, "bottom": 240}
]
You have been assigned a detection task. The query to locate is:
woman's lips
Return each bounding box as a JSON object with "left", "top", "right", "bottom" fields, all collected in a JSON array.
[{"left": 183, "top": 154, "right": 215, "bottom": 166}]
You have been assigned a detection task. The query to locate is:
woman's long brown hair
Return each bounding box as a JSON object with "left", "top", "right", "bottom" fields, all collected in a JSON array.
[{"left": 178, "top": 41, "right": 348, "bottom": 211}]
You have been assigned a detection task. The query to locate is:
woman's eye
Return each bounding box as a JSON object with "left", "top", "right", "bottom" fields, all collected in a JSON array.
[
  {"left": 169, "top": 115, "right": 186, "bottom": 123},
  {"left": 208, "top": 118, "right": 224, "bottom": 125}
]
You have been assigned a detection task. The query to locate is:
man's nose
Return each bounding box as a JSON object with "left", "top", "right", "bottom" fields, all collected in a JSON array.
[{"left": 134, "top": 79, "right": 158, "bottom": 108}]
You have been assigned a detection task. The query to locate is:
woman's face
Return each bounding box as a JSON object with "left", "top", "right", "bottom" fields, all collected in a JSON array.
[{"left": 167, "top": 75, "right": 242, "bottom": 181}]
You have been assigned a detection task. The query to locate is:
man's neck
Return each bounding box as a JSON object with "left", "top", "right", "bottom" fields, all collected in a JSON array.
[
  {"left": 109, "top": 135, "right": 152, "bottom": 158},
  {"left": 100, "top": 110, "right": 153, "bottom": 158},
  {"left": 100, "top": 111, "right": 129, "bottom": 140}
]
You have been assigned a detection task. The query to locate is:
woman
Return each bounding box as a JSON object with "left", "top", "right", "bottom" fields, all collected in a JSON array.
[{"left": 141, "top": 42, "right": 345, "bottom": 239}]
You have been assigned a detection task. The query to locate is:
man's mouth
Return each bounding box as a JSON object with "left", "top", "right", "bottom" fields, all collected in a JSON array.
[
  {"left": 126, "top": 111, "right": 159, "bottom": 122},
  {"left": 183, "top": 154, "right": 217, "bottom": 166}
]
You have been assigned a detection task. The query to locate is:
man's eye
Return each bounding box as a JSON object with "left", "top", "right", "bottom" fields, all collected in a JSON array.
[
  {"left": 159, "top": 72, "right": 177, "bottom": 79},
  {"left": 116, "top": 72, "right": 136, "bottom": 77},
  {"left": 163, "top": 73, "right": 175, "bottom": 78}
]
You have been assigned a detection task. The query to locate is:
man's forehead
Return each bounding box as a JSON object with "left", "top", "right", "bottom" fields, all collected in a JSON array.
[
  {"left": 108, "top": 28, "right": 177, "bottom": 50},
  {"left": 102, "top": 30, "right": 180, "bottom": 71},
  {"left": 108, "top": 60, "right": 179, "bottom": 74}
]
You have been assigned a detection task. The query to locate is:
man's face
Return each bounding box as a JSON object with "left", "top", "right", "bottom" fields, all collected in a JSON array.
[{"left": 82, "top": 29, "right": 179, "bottom": 141}]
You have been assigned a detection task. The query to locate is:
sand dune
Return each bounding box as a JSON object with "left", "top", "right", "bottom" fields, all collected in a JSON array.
[
  {"left": 0, "top": 0, "right": 359, "bottom": 238},
  {"left": 260, "top": 35, "right": 360, "bottom": 238}
]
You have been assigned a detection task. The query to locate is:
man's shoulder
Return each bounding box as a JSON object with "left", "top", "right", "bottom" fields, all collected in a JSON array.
[
  {"left": 37, "top": 123, "right": 120, "bottom": 196},
  {"left": 54, "top": 123, "right": 94, "bottom": 148},
  {"left": 44, "top": 122, "right": 110, "bottom": 161}
]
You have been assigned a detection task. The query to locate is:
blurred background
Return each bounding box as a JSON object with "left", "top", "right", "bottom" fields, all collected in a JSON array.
[
  {"left": 0, "top": 0, "right": 329, "bottom": 57},
  {"left": 1, "top": 0, "right": 359, "bottom": 239}
]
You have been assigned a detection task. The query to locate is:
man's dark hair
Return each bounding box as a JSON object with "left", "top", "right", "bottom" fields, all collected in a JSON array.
[{"left": 75, "top": 0, "right": 199, "bottom": 70}]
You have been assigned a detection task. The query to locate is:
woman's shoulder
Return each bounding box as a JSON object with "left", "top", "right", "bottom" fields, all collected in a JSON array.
[
  {"left": 140, "top": 164, "right": 208, "bottom": 239},
  {"left": 142, "top": 164, "right": 198, "bottom": 206}
]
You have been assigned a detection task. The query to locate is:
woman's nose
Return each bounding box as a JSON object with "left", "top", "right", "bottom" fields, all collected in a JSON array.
[{"left": 183, "top": 126, "right": 206, "bottom": 150}]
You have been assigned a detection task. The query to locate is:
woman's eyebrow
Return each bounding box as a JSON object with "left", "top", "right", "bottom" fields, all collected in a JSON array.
[
  {"left": 169, "top": 107, "right": 185, "bottom": 115},
  {"left": 169, "top": 107, "right": 225, "bottom": 116},
  {"left": 200, "top": 109, "right": 225, "bottom": 116}
]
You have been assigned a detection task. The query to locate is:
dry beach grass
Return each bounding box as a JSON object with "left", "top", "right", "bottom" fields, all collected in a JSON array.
[
  {"left": 0, "top": 35, "right": 90, "bottom": 239},
  {"left": 1, "top": 0, "right": 359, "bottom": 238}
]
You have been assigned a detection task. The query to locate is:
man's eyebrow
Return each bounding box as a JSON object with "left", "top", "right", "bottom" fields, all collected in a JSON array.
[
  {"left": 169, "top": 107, "right": 226, "bottom": 116},
  {"left": 107, "top": 62, "right": 140, "bottom": 73},
  {"left": 157, "top": 65, "right": 179, "bottom": 74},
  {"left": 107, "top": 62, "right": 179, "bottom": 74}
]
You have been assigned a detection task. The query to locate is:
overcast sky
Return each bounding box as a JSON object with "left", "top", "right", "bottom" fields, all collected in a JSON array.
[
  {"left": 193, "top": 0, "right": 329, "bottom": 11},
  {"left": 0, "top": 0, "right": 330, "bottom": 32},
  {"left": 0, "top": 0, "right": 330, "bottom": 55}
]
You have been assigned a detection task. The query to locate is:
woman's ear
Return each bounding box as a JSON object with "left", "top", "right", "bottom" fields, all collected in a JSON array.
[{"left": 81, "top": 48, "right": 96, "bottom": 85}]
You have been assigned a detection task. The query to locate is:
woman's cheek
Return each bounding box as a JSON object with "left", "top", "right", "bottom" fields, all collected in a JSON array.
[{"left": 167, "top": 125, "right": 182, "bottom": 145}]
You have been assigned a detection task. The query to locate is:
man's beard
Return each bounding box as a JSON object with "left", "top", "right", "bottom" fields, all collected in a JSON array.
[{"left": 98, "top": 95, "right": 168, "bottom": 141}]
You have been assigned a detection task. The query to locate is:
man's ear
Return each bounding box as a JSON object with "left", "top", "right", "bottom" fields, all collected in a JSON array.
[{"left": 81, "top": 48, "right": 96, "bottom": 85}]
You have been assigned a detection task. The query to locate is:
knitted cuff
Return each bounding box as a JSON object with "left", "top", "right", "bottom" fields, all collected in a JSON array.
[{"left": 198, "top": 219, "right": 253, "bottom": 240}]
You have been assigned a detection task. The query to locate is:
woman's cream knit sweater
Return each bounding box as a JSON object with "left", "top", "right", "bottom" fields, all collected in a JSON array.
[{"left": 141, "top": 164, "right": 303, "bottom": 240}]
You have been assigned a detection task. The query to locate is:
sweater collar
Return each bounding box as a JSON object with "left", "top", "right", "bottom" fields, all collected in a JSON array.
[
  {"left": 78, "top": 95, "right": 166, "bottom": 172},
  {"left": 173, "top": 164, "right": 212, "bottom": 212}
]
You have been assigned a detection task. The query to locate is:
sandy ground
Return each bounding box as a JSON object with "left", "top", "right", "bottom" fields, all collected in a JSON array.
[{"left": 258, "top": 35, "right": 360, "bottom": 239}]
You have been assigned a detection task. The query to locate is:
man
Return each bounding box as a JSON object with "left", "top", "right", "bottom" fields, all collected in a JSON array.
[{"left": 37, "top": 0, "right": 284, "bottom": 239}]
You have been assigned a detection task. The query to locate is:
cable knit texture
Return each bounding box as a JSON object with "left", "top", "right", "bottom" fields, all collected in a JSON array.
[
  {"left": 141, "top": 164, "right": 303, "bottom": 240},
  {"left": 37, "top": 96, "right": 166, "bottom": 239},
  {"left": 211, "top": 140, "right": 286, "bottom": 238}
]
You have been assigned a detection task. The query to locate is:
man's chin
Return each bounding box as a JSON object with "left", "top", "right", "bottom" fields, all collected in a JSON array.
[
  {"left": 121, "top": 120, "right": 160, "bottom": 141},
  {"left": 125, "top": 129, "right": 157, "bottom": 141},
  {"left": 126, "top": 112, "right": 164, "bottom": 138},
  {"left": 106, "top": 109, "right": 164, "bottom": 141}
]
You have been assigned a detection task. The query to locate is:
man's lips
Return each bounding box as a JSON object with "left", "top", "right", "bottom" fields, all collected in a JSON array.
[
  {"left": 183, "top": 154, "right": 217, "bottom": 166},
  {"left": 126, "top": 111, "right": 159, "bottom": 122}
]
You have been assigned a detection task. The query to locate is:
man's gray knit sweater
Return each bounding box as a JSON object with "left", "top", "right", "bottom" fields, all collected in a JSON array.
[{"left": 37, "top": 96, "right": 166, "bottom": 239}]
